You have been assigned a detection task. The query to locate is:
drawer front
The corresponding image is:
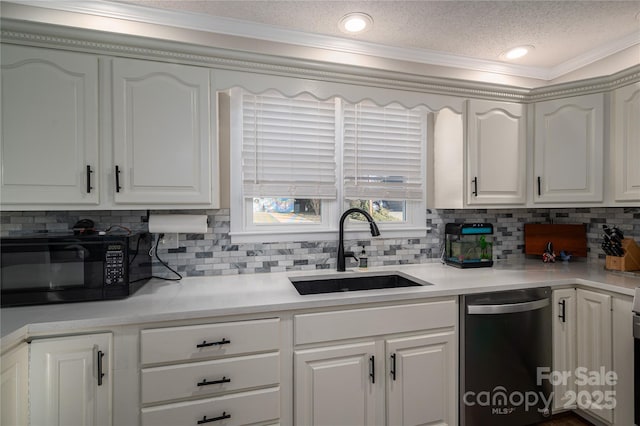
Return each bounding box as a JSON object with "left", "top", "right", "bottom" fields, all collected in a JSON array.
[
  {"left": 141, "top": 352, "right": 280, "bottom": 404},
  {"left": 294, "top": 300, "right": 457, "bottom": 345},
  {"left": 141, "top": 387, "right": 280, "bottom": 426},
  {"left": 141, "top": 318, "right": 279, "bottom": 365}
]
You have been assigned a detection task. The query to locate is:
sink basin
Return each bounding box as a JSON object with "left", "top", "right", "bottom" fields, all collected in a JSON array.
[{"left": 290, "top": 272, "right": 429, "bottom": 295}]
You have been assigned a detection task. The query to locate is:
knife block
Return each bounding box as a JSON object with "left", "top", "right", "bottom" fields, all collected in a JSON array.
[{"left": 605, "top": 239, "right": 640, "bottom": 272}]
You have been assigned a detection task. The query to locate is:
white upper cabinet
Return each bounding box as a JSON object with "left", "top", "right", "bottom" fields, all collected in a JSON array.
[
  {"left": 1, "top": 44, "right": 99, "bottom": 206},
  {"left": 533, "top": 93, "right": 604, "bottom": 203},
  {"left": 612, "top": 82, "right": 640, "bottom": 202},
  {"left": 467, "top": 99, "right": 526, "bottom": 205},
  {"left": 111, "top": 58, "right": 213, "bottom": 205}
]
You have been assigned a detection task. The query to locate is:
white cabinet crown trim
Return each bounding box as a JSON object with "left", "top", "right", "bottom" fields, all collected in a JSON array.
[{"left": 1, "top": 20, "right": 639, "bottom": 104}]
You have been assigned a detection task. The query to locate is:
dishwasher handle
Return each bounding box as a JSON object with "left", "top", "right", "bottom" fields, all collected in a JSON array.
[{"left": 467, "top": 297, "right": 549, "bottom": 315}]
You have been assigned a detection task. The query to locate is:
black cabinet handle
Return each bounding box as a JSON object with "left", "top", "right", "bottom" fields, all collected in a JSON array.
[
  {"left": 97, "top": 350, "right": 105, "bottom": 386},
  {"left": 196, "top": 338, "right": 231, "bottom": 348},
  {"left": 472, "top": 177, "right": 478, "bottom": 197},
  {"left": 369, "top": 355, "right": 375, "bottom": 384},
  {"left": 559, "top": 300, "right": 566, "bottom": 323},
  {"left": 390, "top": 353, "right": 397, "bottom": 381},
  {"left": 86, "top": 165, "right": 93, "bottom": 193},
  {"left": 115, "top": 165, "right": 122, "bottom": 193},
  {"left": 197, "top": 376, "right": 231, "bottom": 387},
  {"left": 537, "top": 176, "right": 541, "bottom": 197},
  {"left": 197, "top": 412, "right": 231, "bottom": 424}
]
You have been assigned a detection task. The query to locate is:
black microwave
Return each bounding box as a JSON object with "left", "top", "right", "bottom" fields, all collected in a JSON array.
[{"left": 0, "top": 233, "right": 153, "bottom": 307}]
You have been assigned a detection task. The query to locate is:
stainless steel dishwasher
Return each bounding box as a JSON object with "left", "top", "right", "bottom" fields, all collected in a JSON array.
[{"left": 460, "top": 287, "right": 552, "bottom": 426}]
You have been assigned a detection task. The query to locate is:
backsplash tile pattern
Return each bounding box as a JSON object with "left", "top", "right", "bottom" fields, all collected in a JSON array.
[{"left": 2, "top": 208, "right": 639, "bottom": 278}]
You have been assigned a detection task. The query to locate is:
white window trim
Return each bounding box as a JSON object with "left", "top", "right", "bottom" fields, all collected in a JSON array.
[{"left": 229, "top": 89, "right": 428, "bottom": 244}]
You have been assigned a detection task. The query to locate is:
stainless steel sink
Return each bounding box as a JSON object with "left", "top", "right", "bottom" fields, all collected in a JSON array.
[{"left": 290, "top": 272, "right": 430, "bottom": 295}]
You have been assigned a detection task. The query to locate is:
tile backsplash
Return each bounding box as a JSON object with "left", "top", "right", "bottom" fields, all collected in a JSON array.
[{"left": 2, "top": 208, "right": 639, "bottom": 278}]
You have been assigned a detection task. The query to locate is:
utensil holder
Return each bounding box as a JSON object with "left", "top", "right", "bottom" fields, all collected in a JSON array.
[{"left": 605, "top": 238, "right": 640, "bottom": 272}]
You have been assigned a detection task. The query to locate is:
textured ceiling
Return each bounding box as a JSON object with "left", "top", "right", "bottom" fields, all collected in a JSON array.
[{"left": 117, "top": 0, "right": 640, "bottom": 69}]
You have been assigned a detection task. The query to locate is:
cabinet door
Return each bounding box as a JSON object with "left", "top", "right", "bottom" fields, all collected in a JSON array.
[
  {"left": 0, "top": 44, "right": 99, "bottom": 206},
  {"left": 294, "top": 342, "right": 380, "bottom": 426},
  {"left": 534, "top": 93, "right": 604, "bottom": 203},
  {"left": 611, "top": 296, "right": 634, "bottom": 426},
  {"left": 552, "top": 288, "right": 577, "bottom": 412},
  {"left": 576, "top": 289, "right": 613, "bottom": 423},
  {"left": 612, "top": 82, "right": 640, "bottom": 201},
  {"left": 30, "top": 333, "right": 112, "bottom": 426},
  {"left": 386, "top": 331, "right": 456, "bottom": 426},
  {"left": 467, "top": 100, "right": 526, "bottom": 205},
  {"left": 1, "top": 344, "right": 29, "bottom": 426},
  {"left": 112, "top": 57, "right": 212, "bottom": 204}
]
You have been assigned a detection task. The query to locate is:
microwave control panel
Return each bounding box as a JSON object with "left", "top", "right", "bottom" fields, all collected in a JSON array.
[{"left": 105, "top": 244, "right": 126, "bottom": 285}]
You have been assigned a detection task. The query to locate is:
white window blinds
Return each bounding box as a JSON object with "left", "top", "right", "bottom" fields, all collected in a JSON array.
[
  {"left": 242, "top": 91, "right": 337, "bottom": 199},
  {"left": 343, "top": 101, "right": 425, "bottom": 200}
]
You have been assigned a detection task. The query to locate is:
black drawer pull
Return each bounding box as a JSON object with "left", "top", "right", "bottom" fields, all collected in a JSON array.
[
  {"left": 537, "top": 176, "right": 541, "bottom": 197},
  {"left": 115, "top": 165, "right": 122, "bottom": 192},
  {"left": 97, "top": 350, "right": 105, "bottom": 386},
  {"left": 197, "top": 376, "right": 231, "bottom": 387},
  {"left": 559, "top": 300, "right": 567, "bottom": 323},
  {"left": 390, "top": 353, "right": 397, "bottom": 381},
  {"left": 369, "top": 355, "right": 375, "bottom": 384},
  {"left": 472, "top": 176, "right": 478, "bottom": 197},
  {"left": 196, "top": 338, "right": 231, "bottom": 348},
  {"left": 86, "top": 165, "right": 93, "bottom": 193},
  {"left": 197, "top": 412, "right": 231, "bottom": 424}
]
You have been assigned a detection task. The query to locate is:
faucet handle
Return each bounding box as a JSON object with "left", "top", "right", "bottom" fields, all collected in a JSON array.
[{"left": 345, "top": 251, "right": 359, "bottom": 262}]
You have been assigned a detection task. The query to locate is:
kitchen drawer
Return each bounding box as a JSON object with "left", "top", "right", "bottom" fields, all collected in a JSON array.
[
  {"left": 141, "top": 318, "right": 279, "bottom": 365},
  {"left": 140, "top": 387, "right": 280, "bottom": 426},
  {"left": 141, "top": 352, "right": 280, "bottom": 404},
  {"left": 294, "top": 299, "right": 456, "bottom": 345}
]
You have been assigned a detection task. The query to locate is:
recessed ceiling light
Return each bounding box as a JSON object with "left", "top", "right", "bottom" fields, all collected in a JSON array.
[
  {"left": 501, "top": 45, "right": 535, "bottom": 60},
  {"left": 339, "top": 13, "right": 373, "bottom": 34}
]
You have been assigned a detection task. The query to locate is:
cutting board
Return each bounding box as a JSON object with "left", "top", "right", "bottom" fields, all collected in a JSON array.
[{"left": 524, "top": 223, "right": 588, "bottom": 257}]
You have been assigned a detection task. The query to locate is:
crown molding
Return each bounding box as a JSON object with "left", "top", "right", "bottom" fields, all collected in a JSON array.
[
  {"left": 0, "top": 19, "right": 532, "bottom": 102},
  {"left": 8, "top": 0, "right": 638, "bottom": 82},
  {"left": 529, "top": 64, "right": 640, "bottom": 102},
  {"left": 547, "top": 31, "right": 640, "bottom": 80},
  {"left": 1, "top": 18, "right": 638, "bottom": 104}
]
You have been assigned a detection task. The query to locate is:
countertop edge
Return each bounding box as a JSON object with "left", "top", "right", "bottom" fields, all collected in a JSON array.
[{"left": 2, "top": 263, "right": 638, "bottom": 353}]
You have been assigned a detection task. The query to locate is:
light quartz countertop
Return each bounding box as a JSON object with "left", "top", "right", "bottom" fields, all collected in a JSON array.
[{"left": 2, "top": 260, "right": 640, "bottom": 351}]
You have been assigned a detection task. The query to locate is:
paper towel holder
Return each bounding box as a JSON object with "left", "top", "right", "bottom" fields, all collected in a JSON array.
[{"left": 148, "top": 214, "right": 210, "bottom": 234}]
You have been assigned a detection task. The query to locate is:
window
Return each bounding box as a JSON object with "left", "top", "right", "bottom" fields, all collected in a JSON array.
[
  {"left": 343, "top": 101, "right": 426, "bottom": 229},
  {"left": 230, "top": 89, "right": 427, "bottom": 242}
]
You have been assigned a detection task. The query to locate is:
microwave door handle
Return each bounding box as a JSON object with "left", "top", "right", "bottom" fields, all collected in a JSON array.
[{"left": 467, "top": 298, "right": 549, "bottom": 315}]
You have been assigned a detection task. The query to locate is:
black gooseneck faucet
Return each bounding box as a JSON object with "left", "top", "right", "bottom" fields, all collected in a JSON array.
[{"left": 337, "top": 208, "right": 380, "bottom": 272}]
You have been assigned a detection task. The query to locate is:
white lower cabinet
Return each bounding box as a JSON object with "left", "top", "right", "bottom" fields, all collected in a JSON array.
[
  {"left": 552, "top": 288, "right": 634, "bottom": 425},
  {"left": 576, "top": 289, "right": 613, "bottom": 424},
  {"left": 386, "top": 332, "right": 456, "bottom": 426},
  {"left": 140, "top": 387, "right": 280, "bottom": 426},
  {"left": 295, "top": 341, "right": 380, "bottom": 426},
  {"left": 1, "top": 344, "right": 29, "bottom": 426},
  {"left": 294, "top": 299, "right": 457, "bottom": 426},
  {"left": 29, "top": 333, "right": 112, "bottom": 426},
  {"left": 139, "top": 318, "right": 281, "bottom": 426},
  {"left": 552, "top": 288, "right": 577, "bottom": 412}
]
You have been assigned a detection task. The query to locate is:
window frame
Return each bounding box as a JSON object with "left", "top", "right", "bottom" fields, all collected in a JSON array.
[{"left": 229, "top": 89, "right": 428, "bottom": 244}]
